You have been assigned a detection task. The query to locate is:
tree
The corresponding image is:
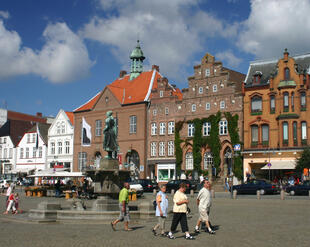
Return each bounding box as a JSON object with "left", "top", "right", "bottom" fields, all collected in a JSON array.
[{"left": 295, "top": 147, "right": 310, "bottom": 172}]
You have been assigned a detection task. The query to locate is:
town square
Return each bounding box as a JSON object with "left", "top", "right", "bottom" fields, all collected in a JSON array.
[{"left": 1, "top": 0, "right": 310, "bottom": 246}]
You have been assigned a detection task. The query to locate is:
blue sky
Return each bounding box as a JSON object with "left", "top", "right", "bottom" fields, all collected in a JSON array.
[{"left": 1, "top": 0, "right": 310, "bottom": 117}]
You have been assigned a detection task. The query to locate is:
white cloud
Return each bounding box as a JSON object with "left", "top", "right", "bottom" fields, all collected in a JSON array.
[
  {"left": 81, "top": 0, "right": 236, "bottom": 82},
  {"left": 238, "top": 0, "right": 310, "bottom": 59},
  {"left": 216, "top": 50, "right": 242, "bottom": 68},
  {"left": 0, "top": 20, "right": 93, "bottom": 83},
  {"left": 0, "top": 11, "right": 9, "bottom": 19}
]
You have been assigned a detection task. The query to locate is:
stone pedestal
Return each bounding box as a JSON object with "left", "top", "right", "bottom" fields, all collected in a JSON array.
[
  {"left": 92, "top": 196, "right": 119, "bottom": 211},
  {"left": 99, "top": 159, "right": 119, "bottom": 170}
]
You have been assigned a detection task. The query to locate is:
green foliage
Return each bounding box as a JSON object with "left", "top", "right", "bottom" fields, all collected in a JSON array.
[
  {"left": 296, "top": 147, "right": 310, "bottom": 172},
  {"left": 193, "top": 118, "right": 202, "bottom": 173},
  {"left": 175, "top": 121, "right": 184, "bottom": 173}
]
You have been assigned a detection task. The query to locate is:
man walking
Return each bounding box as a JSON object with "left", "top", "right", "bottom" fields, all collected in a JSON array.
[
  {"left": 194, "top": 180, "right": 215, "bottom": 234},
  {"left": 152, "top": 184, "right": 168, "bottom": 236},
  {"left": 167, "top": 183, "right": 194, "bottom": 240},
  {"left": 111, "top": 182, "right": 132, "bottom": 231}
]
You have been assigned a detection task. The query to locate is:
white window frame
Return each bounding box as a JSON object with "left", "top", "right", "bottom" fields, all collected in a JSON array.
[
  {"left": 168, "top": 141, "right": 174, "bottom": 156},
  {"left": 151, "top": 123, "right": 157, "bottom": 135},
  {"left": 160, "top": 91, "right": 164, "bottom": 97},
  {"left": 185, "top": 152, "right": 193, "bottom": 170},
  {"left": 213, "top": 84, "right": 217, "bottom": 92},
  {"left": 220, "top": 100, "right": 225, "bottom": 109},
  {"left": 159, "top": 122, "right": 166, "bottom": 135},
  {"left": 168, "top": 121, "right": 175, "bottom": 135},
  {"left": 25, "top": 147, "right": 29, "bottom": 158},
  {"left": 192, "top": 104, "right": 196, "bottom": 112},
  {"left": 199, "top": 87, "right": 203, "bottom": 94},
  {"left": 129, "top": 115, "right": 137, "bottom": 134},
  {"left": 203, "top": 122, "right": 211, "bottom": 136},
  {"left": 151, "top": 142, "right": 157, "bottom": 157},
  {"left": 205, "top": 69, "right": 210, "bottom": 77},
  {"left": 206, "top": 102, "right": 210, "bottom": 110},
  {"left": 20, "top": 148, "right": 23, "bottom": 158},
  {"left": 165, "top": 107, "right": 169, "bottom": 115},
  {"left": 65, "top": 141, "right": 70, "bottom": 154},
  {"left": 58, "top": 142, "right": 62, "bottom": 154},
  {"left": 301, "top": 122, "right": 307, "bottom": 140},
  {"left": 219, "top": 120, "right": 228, "bottom": 135},
  {"left": 78, "top": 152, "right": 87, "bottom": 171},
  {"left": 61, "top": 122, "right": 65, "bottom": 134},
  {"left": 153, "top": 109, "right": 157, "bottom": 116},
  {"left": 51, "top": 142, "right": 55, "bottom": 155},
  {"left": 159, "top": 142, "right": 165, "bottom": 156},
  {"left": 203, "top": 152, "right": 213, "bottom": 170},
  {"left": 33, "top": 147, "right": 36, "bottom": 158},
  {"left": 27, "top": 134, "right": 31, "bottom": 143},
  {"left": 95, "top": 120, "right": 102, "bottom": 136},
  {"left": 188, "top": 123, "right": 195, "bottom": 137}
]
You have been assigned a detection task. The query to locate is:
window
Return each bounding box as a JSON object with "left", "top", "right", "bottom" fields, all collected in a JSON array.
[
  {"left": 58, "top": 142, "right": 62, "bottom": 154},
  {"left": 205, "top": 69, "right": 210, "bottom": 77},
  {"left": 283, "top": 92, "right": 289, "bottom": 112},
  {"left": 219, "top": 120, "right": 228, "bottom": 135},
  {"left": 151, "top": 142, "right": 157, "bottom": 157},
  {"left": 185, "top": 152, "right": 193, "bottom": 170},
  {"left": 159, "top": 142, "right": 165, "bottom": 156},
  {"left": 293, "top": 122, "right": 297, "bottom": 144},
  {"left": 0, "top": 147, "right": 2, "bottom": 159},
  {"left": 188, "top": 123, "right": 195, "bottom": 137},
  {"left": 3, "top": 148, "right": 7, "bottom": 159},
  {"left": 291, "top": 93, "right": 294, "bottom": 111},
  {"left": 32, "top": 134, "right": 36, "bottom": 143},
  {"left": 3, "top": 137, "right": 6, "bottom": 144},
  {"left": 78, "top": 152, "right": 87, "bottom": 171},
  {"left": 251, "top": 96, "right": 262, "bottom": 112},
  {"left": 301, "top": 122, "right": 307, "bottom": 140},
  {"left": 283, "top": 122, "right": 288, "bottom": 143},
  {"left": 61, "top": 122, "right": 65, "bottom": 134},
  {"left": 27, "top": 134, "right": 30, "bottom": 143},
  {"left": 9, "top": 148, "right": 12, "bottom": 159},
  {"left": 270, "top": 95, "right": 275, "bottom": 113},
  {"left": 262, "top": 124, "right": 269, "bottom": 144},
  {"left": 300, "top": 92, "right": 306, "bottom": 109},
  {"left": 213, "top": 84, "right": 217, "bottom": 92},
  {"left": 95, "top": 120, "right": 102, "bottom": 136},
  {"left": 168, "top": 121, "right": 175, "bottom": 135},
  {"left": 165, "top": 107, "right": 169, "bottom": 115},
  {"left": 153, "top": 109, "right": 157, "bottom": 116},
  {"left": 204, "top": 152, "right": 213, "bottom": 170},
  {"left": 168, "top": 141, "right": 174, "bottom": 156},
  {"left": 26, "top": 147, "right": 29, "bottom": 158},
  {"left": 65, "top": 141, "right": 70, "bottom": 154},
  {"left": 38, "top": 147, "right": 42, "bottom": 158},
  {"left": 192, "top": 104, "right": 196, "bottom": 112},
  {"left": 33, "top": 147, "right": 36, "bottom": 158},
  {"left": 159, "top": 122, "right": 166, "bottom": 135},
  {"left": 206, "top": 102, "right": 210, "bottom": 110},
  {"left": 203, "top": 122, "right": 211, "bottom": 136},
  {"left": 199, "top": 87, "right": 203, "bottom": 94},
  {"left": 51, "top": 142, "right": 55, "bottom": 155},
  {"left": 284, "top": 67, "right": 290, "bottom": 80},
  {"left": 151, "top": 123, "right": 157, "bottom": 135},
  {"left": 20, "top": 148, "right": 23, "bottom": 158},
  {"left": 57, "top": 123, "right": 61, "bottom": 134},
  {"left": 129, "top": 116, "right": 137, "bottom": 134},
  {"left": 251, "top": 125, "right": 258, "bottom": 144},
  {"left": 160, "top": 91, "right": 164, "bottom": 97},
  {"left": 220, "top": 101, "right": 225, "bottom": 109}
]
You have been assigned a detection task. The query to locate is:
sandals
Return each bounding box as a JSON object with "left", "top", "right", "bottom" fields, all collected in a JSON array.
[
  {"left": 168, "top": 234, "right": 176, "bottom": 239},
  {"left": 185, "top": 235, "right": 195, "bottom": 240},
  {"left": 206, "top": 229, "right": 215, "bottom": 234}
]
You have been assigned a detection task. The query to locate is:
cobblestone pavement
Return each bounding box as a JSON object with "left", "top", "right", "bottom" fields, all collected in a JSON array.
[{"left": 0, "top": 188, "right": 310, "bottom": 247}]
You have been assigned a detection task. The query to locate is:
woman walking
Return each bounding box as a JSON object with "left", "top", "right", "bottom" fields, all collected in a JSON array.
[{"left": 152, "top": 184, "right": 168, "bottom": 236}]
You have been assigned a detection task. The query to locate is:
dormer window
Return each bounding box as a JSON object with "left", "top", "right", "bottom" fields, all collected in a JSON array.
[
  {"left": 284, "top": 67, "right": 290, "bottom": 80},
  {"left": 253, "top": 71, "right": 262, "bottom": 85}
]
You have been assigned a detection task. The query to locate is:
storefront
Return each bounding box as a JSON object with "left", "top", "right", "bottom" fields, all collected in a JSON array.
[{"left": 157, "top": 164, "right": 175, "bottom": 182}]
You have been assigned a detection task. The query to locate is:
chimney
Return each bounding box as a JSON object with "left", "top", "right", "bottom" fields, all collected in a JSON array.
[
  {"left": 119, "top": 70, "right": 127, "bottom": 78},
  {"left": 36, "top": 112, "right": 42, "bottom": 118},
  {"left": 152, "top": 65, "right": 159, "bottom": 72},
  {"left": 284, "top": 48, "right": 289, "bottom": 60}
]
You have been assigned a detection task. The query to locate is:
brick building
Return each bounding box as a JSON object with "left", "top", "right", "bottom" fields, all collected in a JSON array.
[
  {"left": 148, "top": 53, "right": 245, "bottom": 182},
  {"left": 242, "top": 49, "right": 310, "bottom": 181}
]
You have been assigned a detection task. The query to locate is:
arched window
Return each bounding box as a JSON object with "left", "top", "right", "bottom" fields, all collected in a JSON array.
[
  {"left": 251, "top": 125, "right": 258, "bottom": 146},
  {"left": 251, "top": 96, "right": 262, "bottom": 113},
  {"left": 301, "top": 121, "right": 307, "bottom": 144},
  {"left": 300, "top": 92, "right": 306, "bottom": 109},
  {"left": 282, "top": 122, "right": 288, "bottom": 144},
  {"left": 270, "top": 95, "right": 275, "bottom": 113},
  {"left": 203, "top": 152, "right": 213, "bottom": 170},
  {"left": 284, "top": 67, "right": 290, "bottom": 80},
  {"left": 185, "top": 152, "right": 193, "bottom": 170},
  {"left": 293, "top": 121, "right": 297, "bottom": 145},
  {"left": 262, "top": 124, "right": 269, "bottom": 145},
  {"left": 283, "top": 92, "right": 289, "bottom": 112}
]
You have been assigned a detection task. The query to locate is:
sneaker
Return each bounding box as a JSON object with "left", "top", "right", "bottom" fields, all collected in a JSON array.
[
  {"left": 168, "top": 234, "right": 176, "bottom": 239},
  {"left": 194, "top": 228, "right": 200, "bottom": 234},
  {"left": 151, "top": 229, "right": 157, "bottom": 236},
  {"left": 206, "top": 229, "right": 215, "bottom": 234},
  {"left": 185, "top": 235, "right": 195, "bottom": 240}
]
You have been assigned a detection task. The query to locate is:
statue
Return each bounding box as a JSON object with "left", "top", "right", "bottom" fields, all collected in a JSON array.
[{"left": 103, "top": 111, "right": 118, "bottom": 159}]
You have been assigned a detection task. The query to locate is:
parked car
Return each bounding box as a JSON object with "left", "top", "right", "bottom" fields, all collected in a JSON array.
[
  {"left": 232, "top": 179, "right": 278, "bottom": 195},
  {"left": 285, "top": 180, "right": 310, "bottom": 195},
  {"left": 128, "top": 181, "right": 143, "bottom": 197},
  {"left": 165, "top": 179, "right": 197, "bottom": 194},
  {"left": 135, "top": 179, "right": 158, "bottom": 192}
]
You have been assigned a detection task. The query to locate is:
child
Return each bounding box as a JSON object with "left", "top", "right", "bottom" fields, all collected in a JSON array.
[
  {"left": 3, "top": 192, "right": 16, "bottom": 214},
  {"left": 14, "top": 193, "right": 22, "bottom": 214}
]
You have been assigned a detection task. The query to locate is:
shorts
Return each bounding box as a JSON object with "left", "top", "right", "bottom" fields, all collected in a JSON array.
[
  {"left": 118, "top": 203, "right": 130, "bottom": 222},
  {"left": 198, "top": 207, "right": 210, "bottom": 222},
  {"left": 157, "top": 216, "right": 166, "bottom": 230}
]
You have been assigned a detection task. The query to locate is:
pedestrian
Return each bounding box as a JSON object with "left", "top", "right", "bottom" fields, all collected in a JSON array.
[
  {"left": 111, "top": 182, "right": 132, "bottom": 231},
  {"left": 152, "top": 184, "right": 168, "bottom": 237},
  {"left": 5, "top": 183, "right": 12, "bottom": 209},
  {"left": 167, "top": 183, "right": 195, "bottom": 240},
  {"left": 14, "top": 193, "right": 22, "bottom": 214},
  {"left": 224, "top": 176, "right": 230, "bottom": 191},
  {"left": 3, "top": 192, "right": 16, "bottom": 214},
  {"left": 55, "top": 180, "right": 61, "bottom": 197},
  {"left": 194, "top": 180, "right": 215, "bottom": 234}
]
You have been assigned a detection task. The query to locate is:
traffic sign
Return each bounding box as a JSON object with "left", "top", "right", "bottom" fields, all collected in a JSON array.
[{"left": 234, "top": 144, "right": 241, "bottom": 151}]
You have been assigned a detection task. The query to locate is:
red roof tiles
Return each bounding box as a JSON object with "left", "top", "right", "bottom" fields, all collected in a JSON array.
[
  {"left": 74, "top": 91, "right": 102, "bottom": 112},
  {"left": 65, "top": 112, "right": 74, "bottom": 125}
]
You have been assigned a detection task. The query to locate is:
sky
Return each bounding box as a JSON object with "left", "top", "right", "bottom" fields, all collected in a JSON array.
[{"left": 1, "top": 0, "right": 310, "bottom": 117}]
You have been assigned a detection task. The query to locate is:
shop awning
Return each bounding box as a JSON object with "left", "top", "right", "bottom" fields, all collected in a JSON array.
[
  {"left": 261, "top": 160, "right": 296, "bottom": 170},
  {"left": 10, "top": 168, "right": 36, "bottom": 174}
]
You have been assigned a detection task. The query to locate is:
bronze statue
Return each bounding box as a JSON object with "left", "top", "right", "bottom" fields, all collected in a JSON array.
[{"left": 103, "top": 111, "right": 118, "bottom": 159}]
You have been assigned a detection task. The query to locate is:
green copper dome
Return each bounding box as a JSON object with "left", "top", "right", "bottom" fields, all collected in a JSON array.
[{"left": 130, "top": 40, "right": 145, "bottom": 59}]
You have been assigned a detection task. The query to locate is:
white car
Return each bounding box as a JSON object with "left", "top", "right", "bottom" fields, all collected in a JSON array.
[{"left": 129, "top": 181, "right": 143, "bottom": 197}]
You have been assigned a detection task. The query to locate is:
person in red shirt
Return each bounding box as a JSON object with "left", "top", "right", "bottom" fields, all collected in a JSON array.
[{"left": 3, "top": 192, "right": 16, "bottom": 214}]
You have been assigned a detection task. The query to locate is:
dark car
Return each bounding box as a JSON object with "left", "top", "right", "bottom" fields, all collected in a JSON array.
[
  {"left": 285, "top": 180, "right": 310, "bottom": 195},
  {"left": 232, "top": 179, "right": 278, "bottom": 195},
  {"left": 136, "top": 179, "right": 158, "bottom": 192},
  {"left": 165, "top": 179, "right": 196, "bottom": 194}
]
